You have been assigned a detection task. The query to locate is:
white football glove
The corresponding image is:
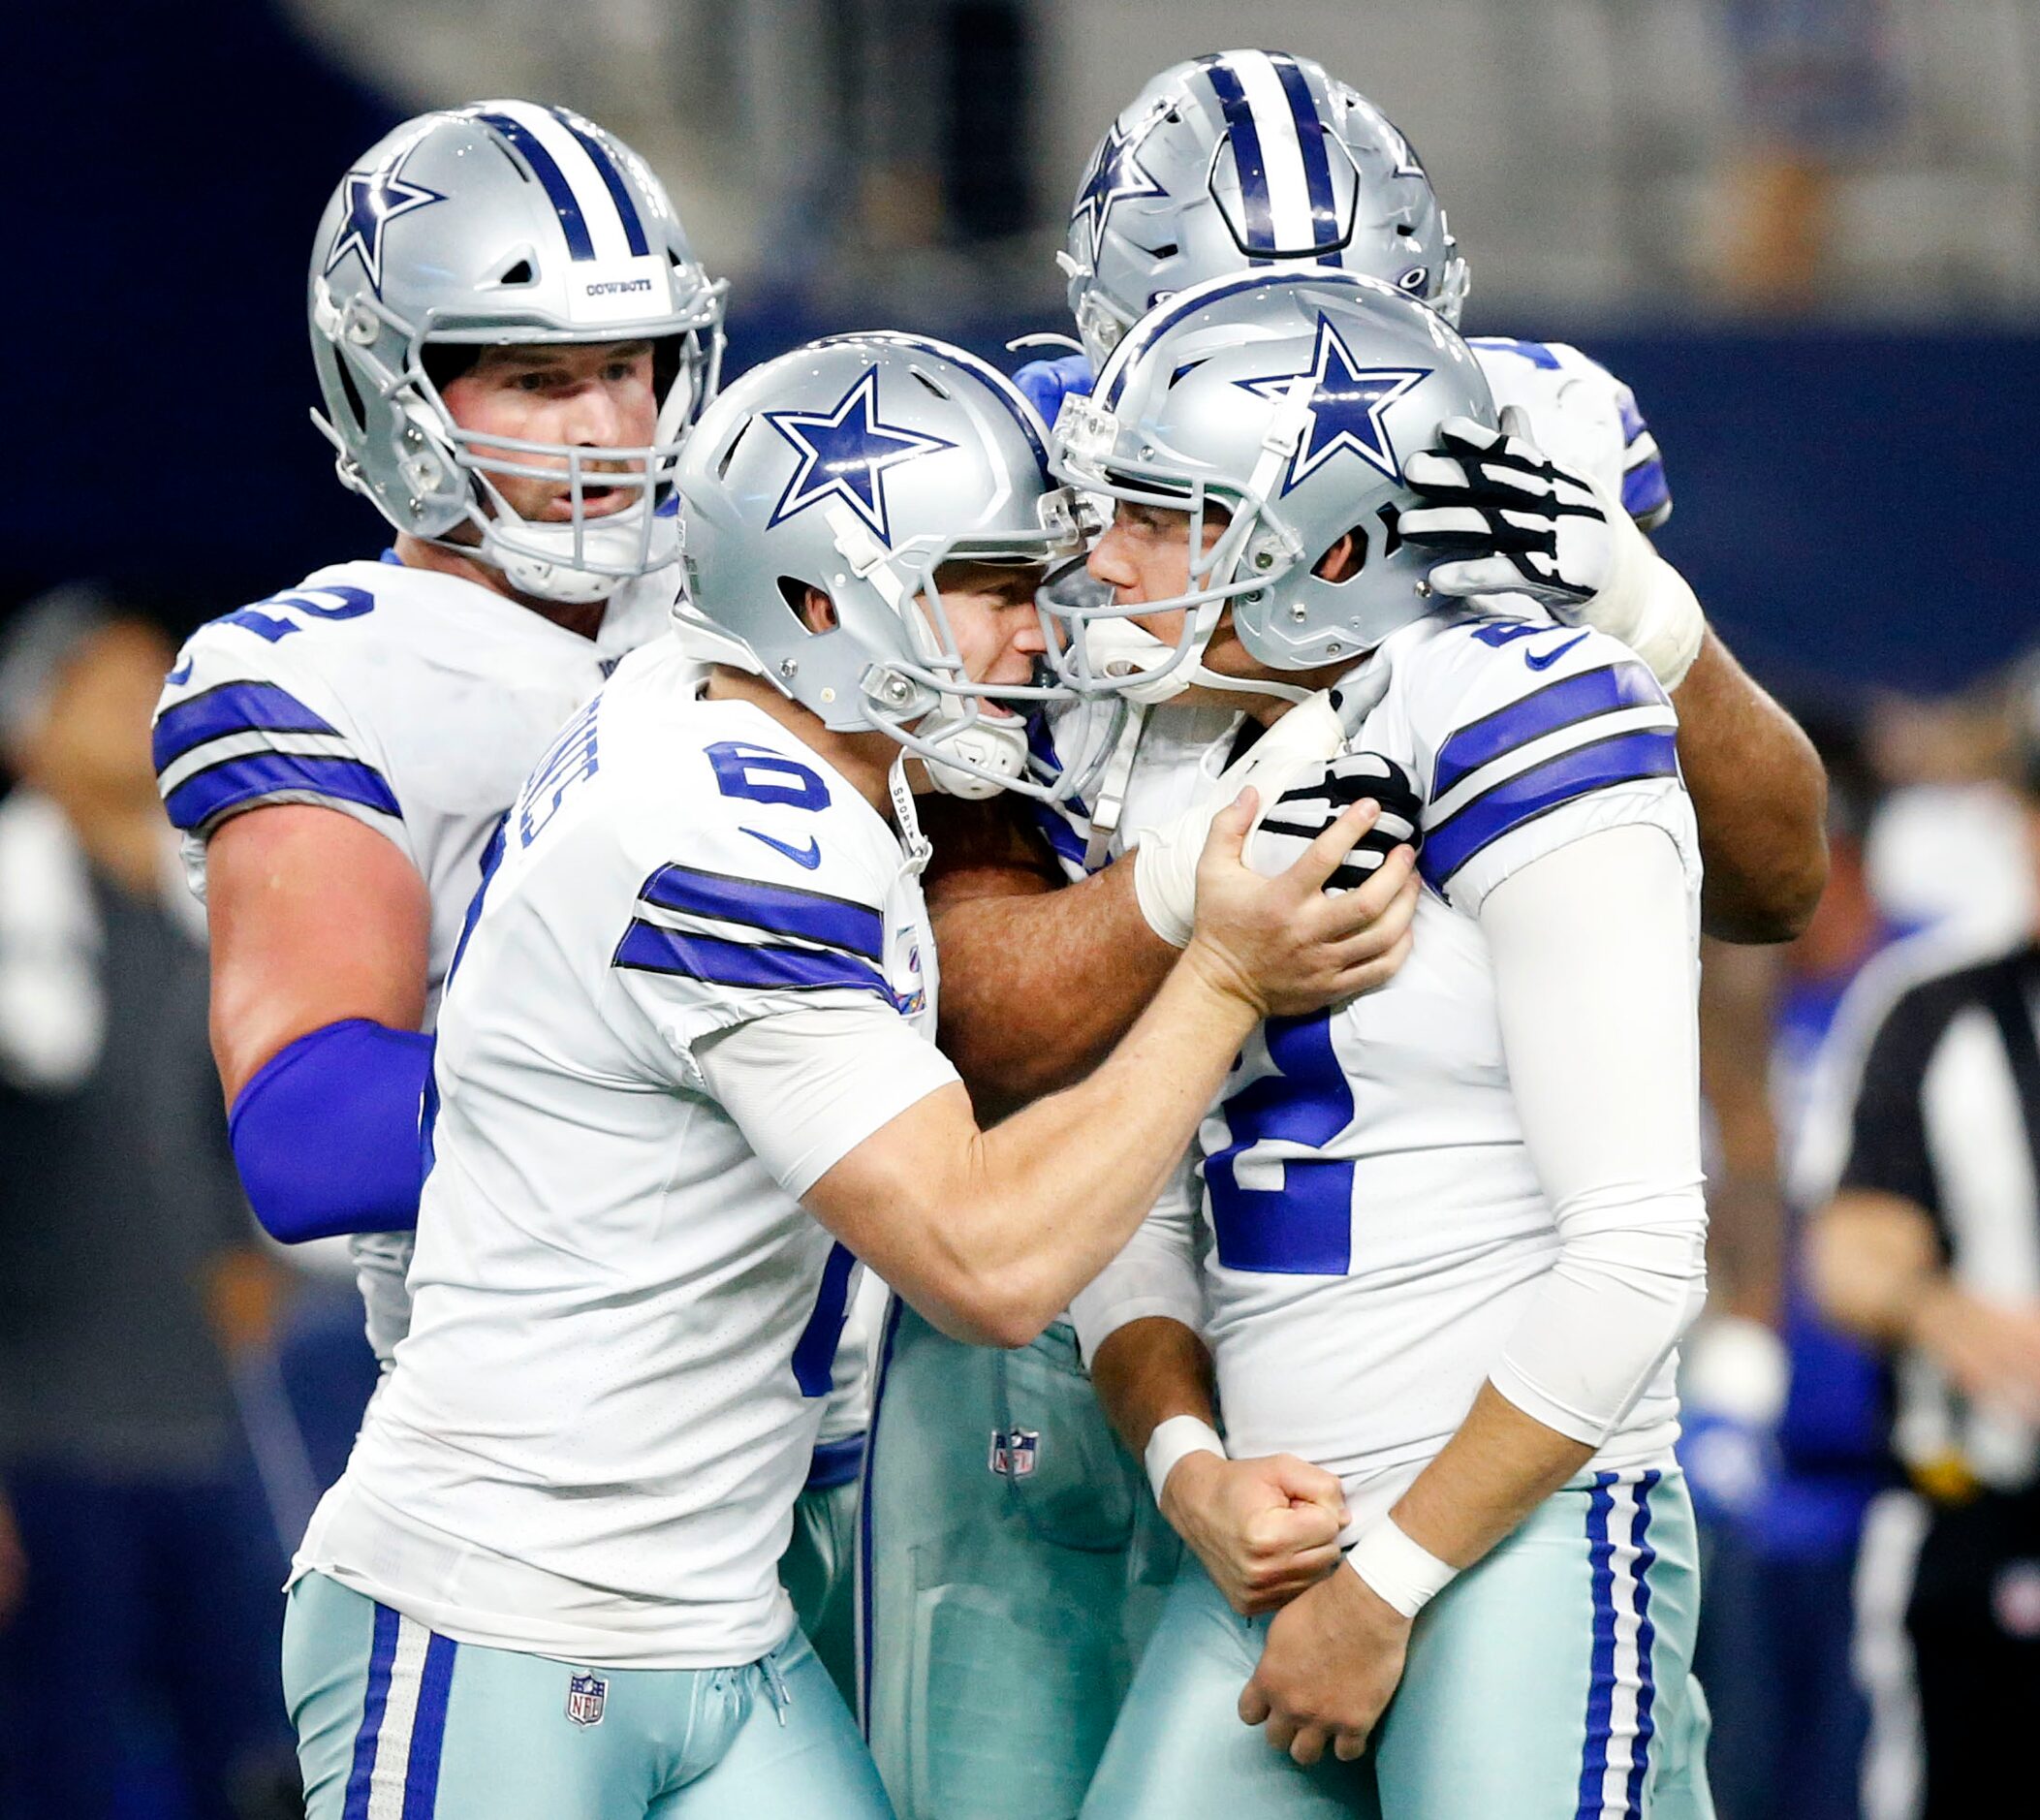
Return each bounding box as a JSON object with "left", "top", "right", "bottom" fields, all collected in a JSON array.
[
  {"left": 1401, "top": 406, "right": 1705, "bottom": 691},
  {"left": 1245, "top": 750, "right": 1423, "bottom": 892},
  {"left": 1130, "top": 690, "right": 1347, "bottom": 947}
]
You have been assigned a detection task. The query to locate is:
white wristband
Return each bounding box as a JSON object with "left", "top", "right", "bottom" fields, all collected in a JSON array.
[
  {"left": 1342, "top": 1516, "right": 1459, "bottom": 1619},
  {"left": 1144, "top": 1415, "right": 1226, "bottom": 1505}
]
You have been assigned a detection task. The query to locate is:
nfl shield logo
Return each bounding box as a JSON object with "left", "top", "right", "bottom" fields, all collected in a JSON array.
[
  {"left": 989, "top": 1428, "right": 1040, "bottom": 1479},
  {"left": 566, "top": 1671, "right": 608, "bottom": 1727}
]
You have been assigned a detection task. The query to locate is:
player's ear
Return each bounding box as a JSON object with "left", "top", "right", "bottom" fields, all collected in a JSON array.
[
  {"left": 1313, "top": 529, "right": 1365, "bottom": 583},
  {"left": 775, "top": 579, "right": 840, "bottom": 635}
]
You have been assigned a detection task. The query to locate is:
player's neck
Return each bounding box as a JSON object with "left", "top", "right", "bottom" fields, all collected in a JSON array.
[
  {"left": 391, "top": 534, "right": 609, "bottom": 642},
  {"left": 704, "top": 668, "right": 898, "bottom": 816}
]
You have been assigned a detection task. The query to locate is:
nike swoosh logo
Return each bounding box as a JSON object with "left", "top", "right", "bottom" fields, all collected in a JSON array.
[
  {"left": 741, "top": 827, "right": 821, "bottom": 869},
  {"left": 166, "top": 656, "right": 194, "bottom": 686},
  {"left": 1524, "top": 632, "right": 1589, "bottom": 671}
]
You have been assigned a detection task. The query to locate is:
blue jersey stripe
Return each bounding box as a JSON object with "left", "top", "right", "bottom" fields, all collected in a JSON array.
[
  {"left": 640, "top": 863, "right": 885, "bottom": 961},
  {"left": 163, "top": 750, "right": 401, "bottom": 832},
  {"left": 1575, "top": 1473, "right": 1620, "bottom": 1820},
  {"left": 343, "top": 1601, "right": 402, "bottom": 1820},
  {"left": 1199, "top": 56, "right": 1277, "bottom": 253},
  {"left": 612, "top": 922, "right": 894, "bottom": 1002},
  {"left": 1423, "top": 727, "right": 1679, "bottom": 889},
  {"left": 1271, "top": 53, "right": 1342, "bottom": 258},
  {"left": 805, "top": 1432, "right": 865, "bottom": 1491},
  {"left": 792, "top": 1241, "right": 861, "bottom": 1396},
  {"left": 1623, "top": 1472, "right": 1662, "bottom": 1817},
  {"left": 1622, "top": 458, "right": 1671, "bottom": 524},
  {"left": 152, "top": 679, "right": 340, "bottom": 774},
  {"left": 477, "top": 111, "right": 595, "bottom": 260},
  {"left": 553, "top": 111, "right": 649, "bottom": 257},
  {"left": 1432, "top": 661, "right": 1664, "bottom": 800},
  {"left": 1030, "top": 801, "right": 1089, "bottom": 873},
  {"left": 401, "top": 1630, "right": 457, "bottom": 1820}
]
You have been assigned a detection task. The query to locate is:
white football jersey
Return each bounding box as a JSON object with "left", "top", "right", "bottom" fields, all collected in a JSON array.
[
  {"left": 151, "top": 553, "right": 673, "bottom": 1358},
  {"left": 1195, "top": 612, "right": 1700, "bottom": 1511},
  {"left": 1468, "top": 336, "right": 1672, "bottom": 529},
  {"left": 294, "top": 637, "right": 957, "bottom": 1668}
]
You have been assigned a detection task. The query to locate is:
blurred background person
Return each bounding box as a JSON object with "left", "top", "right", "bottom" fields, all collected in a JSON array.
[
  {"left": 0, "top": 590, "right": 299, "bottom": 1820},
  {"left": 1806, "top": 665, "right": 2040, "bottom": 1819}
]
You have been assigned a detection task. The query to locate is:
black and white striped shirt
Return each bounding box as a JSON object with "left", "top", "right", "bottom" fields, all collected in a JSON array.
[{"left": 1836, "top": 938, "right": 2040, "bottom": 1493}]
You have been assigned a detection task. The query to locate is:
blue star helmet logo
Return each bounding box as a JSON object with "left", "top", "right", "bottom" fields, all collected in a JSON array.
[
  {"left": 1236, "top": 317, "right": 1430, "bottom": 495},
  {"left": 1070, "top": 115, "right": 1169, "bottom": 267},
  {"left": 323, "top": 145, "right": 447, "bottom": 295},
  {"left": 763, "top": 368, "right": 957, "bottom": 548}
]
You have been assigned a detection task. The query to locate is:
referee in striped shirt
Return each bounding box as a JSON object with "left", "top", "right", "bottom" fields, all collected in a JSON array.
[{"left": 1808, "top": 677, "right": 2040, "bottom": 1817}]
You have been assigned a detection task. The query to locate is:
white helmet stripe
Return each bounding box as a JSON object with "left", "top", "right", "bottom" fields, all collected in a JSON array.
[
  {"left": 477, "top": 100, "right": 640, "bottom": 264},
  {"left": 1214, "top": 51, "right": 1318, "bottom": 255}
]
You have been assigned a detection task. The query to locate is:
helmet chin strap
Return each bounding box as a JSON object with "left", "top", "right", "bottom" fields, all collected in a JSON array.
[{"left": 1081, "top": 615, "right": 1312, "bottom": 707}]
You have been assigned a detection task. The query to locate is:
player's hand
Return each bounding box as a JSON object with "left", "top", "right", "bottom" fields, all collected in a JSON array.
[
  {"left": 1240, "top": 1558, "right": 1412, "bottom": 1766},
  {"left": 1182, "top": 791, "right": 1418, "bottom": 1020},
  {"left": 1161, "top": 1451, "right": 1349, "bottom": 1616},
  {"left": 1908, "top": 1284, "right": 2040, "bottom": 1426},
  {"left": 1400, "top": 407, "right": 1704, "bottom": 690},
  {"left": 1011, "top": 353, "right": 1094, "bottom": 426},
  {"left": 1131, "top": 690, "right": 1354, "bottom": 947}
]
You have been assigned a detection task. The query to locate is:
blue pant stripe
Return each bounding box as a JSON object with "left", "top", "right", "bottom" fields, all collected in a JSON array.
[
  {"left": 1623, "top": 1470, "right": 1662, "bottom": 1818},
  {"left": 856, "top": 1294, "right": 905, "bottom": 1737},
  {"left": 343, "top": 1601, "right": 402, "bottom": 1820},
  {"left": 400, "top": 1629, "right": 457, "bottom": 1819},
  {"left": 1575, "top": 1471, "right": 1619, "bottom": 1820}
]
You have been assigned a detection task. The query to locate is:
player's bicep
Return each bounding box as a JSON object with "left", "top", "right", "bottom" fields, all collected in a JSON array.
[
  {"left": 800, "top": 1077, "right": 980, "bottom": 1271},
  {"left": 204, "top": 804, "right": 431, "bottom": 1098}
]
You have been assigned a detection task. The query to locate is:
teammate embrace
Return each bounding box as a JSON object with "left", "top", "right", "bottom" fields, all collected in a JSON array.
[{"left": 155, "top": 52, "right": 1826, "bottom": 1820}]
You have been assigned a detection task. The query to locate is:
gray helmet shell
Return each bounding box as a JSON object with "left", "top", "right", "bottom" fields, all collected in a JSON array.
[
  {"left": 1050, "top": 268, "right": 1494, "bottom": 678},
  {"left": 1064, "top": 50, "right": 1466, "bottom": 366},
  {"left": 308, "top": 100, "right": 726, "bottom": 603},
  {"left": 675, "top": 334, "right": 1100, "bottom": 799}
]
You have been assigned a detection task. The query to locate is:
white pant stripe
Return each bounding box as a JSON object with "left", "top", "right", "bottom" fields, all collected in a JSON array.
[{"left": 365, "top": 1615, "right": 433, "bottom": 1820}]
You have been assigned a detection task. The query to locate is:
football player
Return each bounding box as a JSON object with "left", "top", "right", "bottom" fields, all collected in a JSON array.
[
  {"left": 1059, "top": 270, "right": 1714, "bottom": 1816},
  {"left": 858, "top": 50, "right": 1819, "bottom": 1819},
  {"left": 279, "top": 333, "right": 1393, "bottom": 1814}
]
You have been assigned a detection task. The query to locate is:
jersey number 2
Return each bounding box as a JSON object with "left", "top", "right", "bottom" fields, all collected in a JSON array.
[{"left": 1206, "top": 1013, "right": 1355, "bottom": 1275}]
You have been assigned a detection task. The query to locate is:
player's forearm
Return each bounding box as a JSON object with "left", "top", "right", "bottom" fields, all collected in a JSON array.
[
  {"left": 1387, "top": 1382, "right": 1594, "bottom": 1569},
  {"left": 1089, "top": 1316, "right": 1218, "bottom": 1459},
  {"left": 933, "top": 857, "right": 1177, "bottom": 1116},
  {"left": 926, "top": 947, "right": 1257, "bottom": 1344},
  {"left": 1673, "top": 630, "right": 1828, "bottom": 945}
]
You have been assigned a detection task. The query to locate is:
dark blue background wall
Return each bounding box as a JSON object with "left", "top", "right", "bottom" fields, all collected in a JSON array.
[{"left": 10, "top": 2, "right": 2031, "bottom": 695}]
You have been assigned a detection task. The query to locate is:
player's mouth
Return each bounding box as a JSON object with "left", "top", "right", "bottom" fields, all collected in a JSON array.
[{"left": 539, "top": 482, "right": 639, "bottom": 522}]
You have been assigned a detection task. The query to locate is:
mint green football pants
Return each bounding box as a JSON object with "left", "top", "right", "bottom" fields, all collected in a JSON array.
[
  {"left": 1081, "top": 1467, "right": 1716, "bottom": 1820},
  {"left": 284, "top": 1570, "right": 894, "bottom": 1817},
  {"left": 857, "top": 1302, "right": 1183, "bottom": 1819}
]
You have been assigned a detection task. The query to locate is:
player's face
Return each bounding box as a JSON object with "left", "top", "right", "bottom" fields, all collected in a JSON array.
[
  {"left": 927, "top": 560, "right": 1050, "bottom": 714},
  {"left": 441, "top": 340, "right": 660, "bottom": 526}
]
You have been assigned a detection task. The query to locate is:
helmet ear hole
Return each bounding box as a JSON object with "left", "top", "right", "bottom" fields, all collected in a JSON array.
[
  {"left": 776, "top": 577, "right": 836, "bottom": 635},
  {"left": 1315, "top": 525, "right": 1369, "bottom": 584}
]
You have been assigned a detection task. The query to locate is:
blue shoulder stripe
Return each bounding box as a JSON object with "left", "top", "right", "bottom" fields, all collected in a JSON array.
[
  {"left": 1432, "top": 661, "right": 1663, "bottom": 800},
  {"left": 639, "top": 863, "right": 884, "bottom": 962},
  {"left": 163, "top": 750, "right": 401, "bottom": 832},
  {"left": 1622, "top": 458, "right": 1671, "bottom": 524},
  {"left": 153, "top": 679, "right": 339, "bottom": 775},
  {"left": 1423, "top": 727, "right": 1679, "bottom": 889},
  {"left": 1270, "top": 52, "right": 1343, "bottom": 257},
  {"left": 612, "top": 923, "right": 895, "bottom": 1003}
]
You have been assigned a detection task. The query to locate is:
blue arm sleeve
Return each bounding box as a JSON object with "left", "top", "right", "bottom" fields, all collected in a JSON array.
[
  {"left": 228, "top": 1018, "right": 434, "bottom": 1242},
  {"left": 1011, "top": 353, "right": 1093, "bottom": 425}
]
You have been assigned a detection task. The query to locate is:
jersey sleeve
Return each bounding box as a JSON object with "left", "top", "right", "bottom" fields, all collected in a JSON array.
[
  {"left": 606, "top": 794, "right": 916, "bottom": 1083},
  {"left": 1468, "top": 338, "right": 1672, "bottom": 529},
  {"left": 1408, "top": 619, "right": 1694, "bottom": 919},
  {"left": 152, "top": 612, "right": 405, "bottom": 896}
]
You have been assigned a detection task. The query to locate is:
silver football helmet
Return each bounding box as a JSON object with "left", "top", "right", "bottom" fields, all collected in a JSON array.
[
  {"left": 674, "top": 333, "right": 1108, "bottom": 800},
  {"left": 308, "top": 100, "right": 727, "bottom": 604},
  {"left": 1062, "top": 49, "right": 1467, "bottom": 367},
  {"left": 1049, "top": 268, "right": 1494, "bottom": 690}
]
